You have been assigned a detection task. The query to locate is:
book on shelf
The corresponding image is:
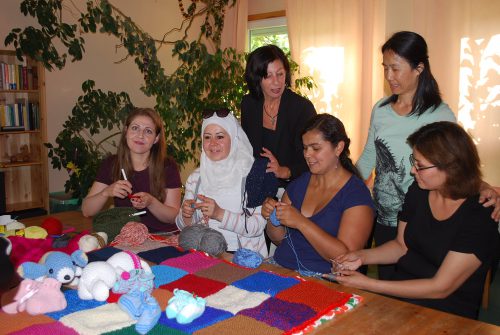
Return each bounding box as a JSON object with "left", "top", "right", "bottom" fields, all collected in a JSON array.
[
  {"left": 1, "top": 125, "right": 25, "bottom": 132},
  {"left": 0, "top": 61, "right": 35, "bottom": 91}
]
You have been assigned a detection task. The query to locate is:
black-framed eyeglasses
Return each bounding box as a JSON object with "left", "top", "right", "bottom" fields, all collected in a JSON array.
[
  {"left": 409, "top": 154, "right": 436, "bottom": 172},
  {"left": 202, "top": 108, "right": 231, "bottom": 119}
]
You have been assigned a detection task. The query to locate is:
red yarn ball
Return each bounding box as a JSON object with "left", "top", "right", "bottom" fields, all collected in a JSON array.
[{"left": 41, "top": 217, "right": 63, "bottom": 235}]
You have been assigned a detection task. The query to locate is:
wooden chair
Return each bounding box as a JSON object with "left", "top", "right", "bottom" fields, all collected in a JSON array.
[{"left": 481, "top": 268, "right": 492, "bottom": 310}]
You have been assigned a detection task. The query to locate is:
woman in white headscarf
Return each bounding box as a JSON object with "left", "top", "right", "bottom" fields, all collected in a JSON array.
[{"left": 175, "top": 109, "right": 268, "bottom": 257}]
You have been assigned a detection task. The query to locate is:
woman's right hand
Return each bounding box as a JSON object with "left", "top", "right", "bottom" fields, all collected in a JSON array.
[
  {"left": 261, "top": 197, "right": 278, "bottom": 220},
  {"left": 333, "top": 252, "right": 364, "bottom": 272},
  {"left": 181, "top": 199, "right": 196, "bottom": 219},
  {"left": 102, "top": 180, "right": 132, "bottom": 199}
]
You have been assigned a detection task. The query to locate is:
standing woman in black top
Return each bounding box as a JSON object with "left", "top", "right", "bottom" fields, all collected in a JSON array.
[{"left": 241, "top": 45, "right": 316, "bottom": 188}]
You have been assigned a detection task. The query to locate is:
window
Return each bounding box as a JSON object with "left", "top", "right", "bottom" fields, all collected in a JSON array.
[{"left": 248, "top": 17, "right": 289, "bottom": 53}]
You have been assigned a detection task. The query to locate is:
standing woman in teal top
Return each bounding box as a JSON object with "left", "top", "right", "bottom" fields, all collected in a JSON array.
[{"left": 356, "top": 31, "right": 499, "bottom": 280}]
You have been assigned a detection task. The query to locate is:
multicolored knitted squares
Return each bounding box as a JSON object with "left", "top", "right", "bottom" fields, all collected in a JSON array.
[{"left": 1, "top": 250, "right": 362, "bottom": 335}]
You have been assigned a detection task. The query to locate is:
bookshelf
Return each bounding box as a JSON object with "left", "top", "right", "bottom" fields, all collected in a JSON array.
[{"left": 0, "top": 50, "right": 48, "bottom": 217}]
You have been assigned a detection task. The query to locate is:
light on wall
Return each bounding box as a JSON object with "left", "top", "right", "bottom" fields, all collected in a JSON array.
[{"left": 301, "top": 46, "right": 345, "bottom": 116}]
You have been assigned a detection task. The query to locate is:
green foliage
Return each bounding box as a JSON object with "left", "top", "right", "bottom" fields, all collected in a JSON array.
[
  {"left": 45, "top": 80, "right": 134, "bottom": 199},
  {"left": 6, "top": 0, "right": 313, "bottom": 198},
  {"left": 250, "top": 31, "right": 290, "bottom": 53}
]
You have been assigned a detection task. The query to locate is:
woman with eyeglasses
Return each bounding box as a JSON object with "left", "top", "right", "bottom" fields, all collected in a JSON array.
[
  {"left": 356, "top": 31, "right": 499, "bottom": 280},
  {"left": 175, "top": 109, "right": 268, "bottom": 257},
  {"left": 82, "top": 107, "right": 182, "bottom": 232},
  {"left": 334, "top": 121, "right": 500, "bottom": 319},
  {"left": 261, "top": 114, "right": 374, "bottom": 275},
  {"left": 241, "top": 45, "right": 316, "bottom": 189}
]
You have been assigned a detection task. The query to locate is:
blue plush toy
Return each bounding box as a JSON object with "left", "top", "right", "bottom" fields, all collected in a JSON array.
[{"left": 18, "top": 250, "right": 88, "bottom": 285}]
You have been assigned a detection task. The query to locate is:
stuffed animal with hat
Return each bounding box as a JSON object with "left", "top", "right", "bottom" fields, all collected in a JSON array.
[
  {"left": 78, "top": 250, "right": 151, "bottom": 301},
  {"left": 18, "top": 250, "right": 88, "bottom": 285}
]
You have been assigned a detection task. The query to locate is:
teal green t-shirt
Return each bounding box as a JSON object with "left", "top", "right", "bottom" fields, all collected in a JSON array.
[{"left": 356, "top": 99, "right": 456, "bottom": 227}]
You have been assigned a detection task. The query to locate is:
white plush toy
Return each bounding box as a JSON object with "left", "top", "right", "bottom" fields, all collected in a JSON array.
[
  {"left": 78, "top": 232, "right": 108, "bottom": 253},
  {"left": 77, "top": 251, "right": 152, "bottom": 301}
]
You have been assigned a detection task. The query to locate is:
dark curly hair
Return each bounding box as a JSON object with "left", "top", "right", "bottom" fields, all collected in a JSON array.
[{"left": 244, "top": 45, "right": 291, "bottom": 99}]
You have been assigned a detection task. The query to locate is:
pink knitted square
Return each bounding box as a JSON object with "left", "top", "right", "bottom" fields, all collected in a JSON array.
[
  {"left": 8, "top": 322, "right": 78, "bottom": 335},
  {"left": 160, "top": 252, "right": 221, "bottom": 273}
]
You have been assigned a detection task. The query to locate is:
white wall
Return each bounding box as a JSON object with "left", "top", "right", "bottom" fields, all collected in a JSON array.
[{"left": 0, "top": 0, "right": 200, "bottom": 192}]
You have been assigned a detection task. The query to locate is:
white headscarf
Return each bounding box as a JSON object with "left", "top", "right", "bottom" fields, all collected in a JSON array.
[{"left": 199, "top": 112, "right": 254, "bottom": 213}]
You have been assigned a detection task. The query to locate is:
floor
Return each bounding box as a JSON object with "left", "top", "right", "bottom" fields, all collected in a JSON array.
[{"left": 367, "top": 265, "right": 500, "bottom": 326}]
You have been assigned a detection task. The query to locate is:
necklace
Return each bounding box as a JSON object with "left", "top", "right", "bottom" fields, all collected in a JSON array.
[{"left": 263, "top": 103, "right": 279, "bottom": 126}]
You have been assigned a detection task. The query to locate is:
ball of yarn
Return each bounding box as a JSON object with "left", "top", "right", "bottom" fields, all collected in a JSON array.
[
  {"left": 179, "top": 224, "right": 227, "bottom": 257},
  {"left": 232, "top": 248, "right": 263, "bottom": 268},
  {"left": 199, "top": 229, "right": 227, "bottom": 257},
  {"left": 113, "top": 222, "right": 150, "bottom": 246},
  {"left": 92, "top": 207, "right": 140, "bottom": 241},
  {"left": 41, "top": 217, "right": 63, "bottom": 235},
  {"left": 178, "top": 224, "right": 209, "bottom": 250}
]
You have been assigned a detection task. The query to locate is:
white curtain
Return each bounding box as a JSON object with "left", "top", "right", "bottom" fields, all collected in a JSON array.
[
  {"left": 221, "top": 0, "right": 248, "bottom": 52},
  {"left": 286, "top": 0, "right": 500, "bottom": 185},
  {"left": 286, "top": 0, "right": 386, "bottom": 159}
]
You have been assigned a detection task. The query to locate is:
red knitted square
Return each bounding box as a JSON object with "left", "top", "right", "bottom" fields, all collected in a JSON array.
[
  {"left": 275, "top": 280, "right": 352, "bottom": 312},
  {"left": 160, "top": 274, "right": 227, "bottom": 298}
]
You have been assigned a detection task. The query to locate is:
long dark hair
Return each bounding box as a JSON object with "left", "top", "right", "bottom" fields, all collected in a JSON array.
[
  {"left": 407, "top": 121, "right": 482, "bottom": 199},
  {"left": 244, "top": 45, "right": 291, "bottom": 100},
  {"left": 302, "top": 114, "right": 360, "bottom": 178},
  {"left": 114, "top": 107, "right": 167, "bottom": 202},
  {"left": 380, "top": 31, "right": 442, "bottom": 116}
]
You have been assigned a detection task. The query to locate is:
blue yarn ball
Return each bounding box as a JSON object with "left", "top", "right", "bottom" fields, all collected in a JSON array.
[{"left": 232, "top": 248, "right": 263, "bottom": 268}]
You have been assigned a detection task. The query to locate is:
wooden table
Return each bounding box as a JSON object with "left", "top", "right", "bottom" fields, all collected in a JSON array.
[{"left": 8, "top": 211, "right": 500, "bottom": 335}]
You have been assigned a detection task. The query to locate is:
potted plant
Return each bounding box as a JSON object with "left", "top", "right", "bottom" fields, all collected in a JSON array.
[{"left": 45, "top": 80, "right": 133, "bottom": 200}]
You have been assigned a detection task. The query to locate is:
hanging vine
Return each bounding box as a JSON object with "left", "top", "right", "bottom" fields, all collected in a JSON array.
[{"left": 5, "top": 0, "right": 313, "bottom": 198}]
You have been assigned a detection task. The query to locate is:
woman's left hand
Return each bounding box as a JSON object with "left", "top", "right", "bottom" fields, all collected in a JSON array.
[
  {"left": 275, "top": 202, "right": 304, "bottom": 229},
  {"left": 196, "top": 194, "right": 224, "bottom": 221},
  {"left": 260, "top": 147, "right": 291, "bottom": 179},
  {"left": 479, "top": 186, "right": 500, "bottom": 221},
  {"left": 335, "top": 270, "right": 372, "bottom": 290},
  {"left": 130, "top": 192, "right": 153, "bottom": 209}
]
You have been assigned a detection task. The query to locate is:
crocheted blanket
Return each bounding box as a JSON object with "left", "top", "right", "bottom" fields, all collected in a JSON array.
[{"left": 1, "top": 247, "right": 362, "bottom": 335}]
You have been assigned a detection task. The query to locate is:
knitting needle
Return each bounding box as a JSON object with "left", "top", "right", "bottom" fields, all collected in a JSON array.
[
  {"left": 121, "top": 169, "right": 139, "bottom": 200},
  {"left": 121, "top": 168, "right": 128, "bottom": 181},
  {"left": 129, "top": 211, "right": 146, "bottom": 217},
  {"left": 320, "top": 273, "right": 339, "bottom": 283}
]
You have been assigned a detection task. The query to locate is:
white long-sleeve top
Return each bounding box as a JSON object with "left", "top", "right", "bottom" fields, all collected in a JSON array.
[{"left": 175, "top": 168, "right": 268, "bottom": 257}]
